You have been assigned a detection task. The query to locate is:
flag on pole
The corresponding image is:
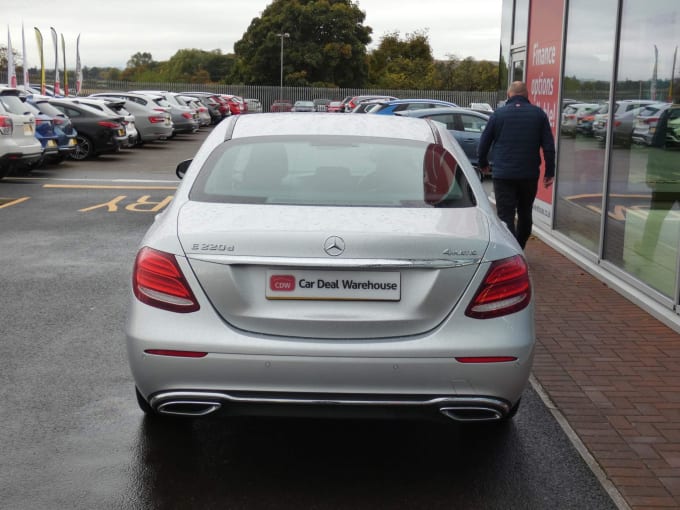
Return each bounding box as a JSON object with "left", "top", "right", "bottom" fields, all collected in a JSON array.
[
  {"left": 669, "top": 46, "right": 677, "bottom": 102},
  {"left": 7, "top": 28, "right": 17, "bottom": 88},
  {"left": 50, "top": 27, "right": 60, "bottom": 96},
  {"left": 61, "top": 33, "right": 68, "bottom": 97},
  {"left": 34, "top": 27, "right": 46, "bottom": 95},
  {"left": 22, "top": 23, "right": 29, "bottom": 88},
  {"left": 75, "top": 34, "right": 83, "bottom": 96}
]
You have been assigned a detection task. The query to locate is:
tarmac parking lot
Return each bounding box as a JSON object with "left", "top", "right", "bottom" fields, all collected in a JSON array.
[{"left": 0, "top": 129, "right": 625, "bottom": 509}]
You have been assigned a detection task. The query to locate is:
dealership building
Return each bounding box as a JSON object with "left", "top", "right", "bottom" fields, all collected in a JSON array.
[{"left": 499, "top": 0, "right": 680, "bottom": 330}]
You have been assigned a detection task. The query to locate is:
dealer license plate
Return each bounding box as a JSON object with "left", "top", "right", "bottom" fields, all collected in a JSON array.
[{"left": 266, "top": 270, "right": 401, "bottom": 301}]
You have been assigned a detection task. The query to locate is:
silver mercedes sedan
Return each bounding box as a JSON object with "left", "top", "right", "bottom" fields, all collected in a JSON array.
[{"left": 126, "top": 113, "right": 535, "bottom": 424}]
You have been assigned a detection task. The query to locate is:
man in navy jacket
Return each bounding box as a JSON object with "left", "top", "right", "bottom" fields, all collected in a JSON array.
[{"left": 478, "top": 81, "right": 555, "bottom": 249}]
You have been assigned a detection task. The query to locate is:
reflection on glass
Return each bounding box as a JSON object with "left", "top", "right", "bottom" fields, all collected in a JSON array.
[
  {"left": 512, "top": 59, "right": 525, "bottom": 83},
  {"left": 605, "top": 0, "right": 679, "bottom": 298},
  {"left": 513, "top": 0, "right": 529, "bottom": 46},
  {"left": 554, "top": 0, "right": 617, "bottom": 252},
  {"left": 499, "top": 0, "right": 513, "bottom": 94}
]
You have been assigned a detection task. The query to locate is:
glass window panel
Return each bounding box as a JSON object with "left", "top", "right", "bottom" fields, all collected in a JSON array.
[
  {"left": 605, "top": 1, "right": 680, "bottom": 299},
  {"left": 554, "top": 0, "right": 617, "bottom": 253},
  {"left": 513, "top": 0, "right": 529, "bottom": 46}
]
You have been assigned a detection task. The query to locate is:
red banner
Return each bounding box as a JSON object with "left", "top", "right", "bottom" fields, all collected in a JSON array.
[{"left": 526, "top": 0, "right": 565, "bottom": 215}]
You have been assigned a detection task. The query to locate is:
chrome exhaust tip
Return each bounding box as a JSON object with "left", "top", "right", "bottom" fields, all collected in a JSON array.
[
  {"left": 439, "top": 406, "right": 503, "bottom": 422},
  {"left": 156, "top": 400, "right": 222, "bottom": 417}
]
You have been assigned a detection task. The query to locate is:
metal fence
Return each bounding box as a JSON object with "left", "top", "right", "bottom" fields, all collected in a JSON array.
[
  {"left": 59, "top": 78, "right": 503, "bottom": 112},
  {"left": 81, "top": 80, "right": 502, "bottom": 112}
]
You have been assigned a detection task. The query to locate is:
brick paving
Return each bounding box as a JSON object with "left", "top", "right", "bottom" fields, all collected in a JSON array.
[{"left": 526, "top": 237, "right": 680, "bottom": 510}]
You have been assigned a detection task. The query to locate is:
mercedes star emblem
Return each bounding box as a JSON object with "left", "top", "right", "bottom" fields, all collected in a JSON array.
[{"left": 323, "top": 236, "right": 345, "bottom": 256}]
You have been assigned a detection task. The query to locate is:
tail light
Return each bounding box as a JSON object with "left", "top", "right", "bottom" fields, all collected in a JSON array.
[
  {"left": 181, "top": 112, "right": 193, "bottom": 120},
  {"left": 148, "top": 115, "right": 166, "bottom": 124},
  {"left": 0, "top": 115, "right": 14, "bottom": 135},
  {"left": 52, "top": 117, "right": 65, "bottom": 126},
  {"left": 614, "top": 120, "right": 621, "bottom": 127},
  {"left": 465, "top": 255, "right": 531, "bottom": 319},
  {"left": 98, "top": 121, "right": 121, "bottom": 129},
  {"left": 132, "top": 247, "right": 200, "bottom": 313}
]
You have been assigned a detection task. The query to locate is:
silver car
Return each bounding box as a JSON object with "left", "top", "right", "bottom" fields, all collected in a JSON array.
[
  {"left": 126, "top": 113, "right": 535, "bottom": 424},
  {"left": 89, "top": 92, "right": 174, "bottom": 143}
]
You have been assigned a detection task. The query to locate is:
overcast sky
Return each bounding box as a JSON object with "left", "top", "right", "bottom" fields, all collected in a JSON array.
[{"left": 5, "top": 0, "right": 502, "bottom": 69}]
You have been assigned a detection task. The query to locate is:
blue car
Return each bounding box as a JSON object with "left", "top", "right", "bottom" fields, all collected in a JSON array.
[
  {"left": 23, "top": 101, "right": 60, "bottom": 167},
  {"left": 26, "top": 95, "right": 78, "bottom": 163},
  {"left": 364, "top": 98, "right": 459, "bottom": 115}
]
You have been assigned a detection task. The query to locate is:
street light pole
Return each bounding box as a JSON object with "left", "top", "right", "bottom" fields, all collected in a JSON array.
[{"left": 277, "top": 32, "right": 290, "bottom": 98}]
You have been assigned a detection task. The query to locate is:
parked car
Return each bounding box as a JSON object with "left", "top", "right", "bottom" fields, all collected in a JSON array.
[
  {"left": 342, "top": 94, "right": 398, "bottom": 112},
  {"left": 244, "top": 98, "right": 263, "bottom": 114},
  {"left": 126, "top": 113, "right": 535, "bottom": 425},
  {"left": 397, "top": 107, "right": 491, "bottom": 179},
  {"left": 270, "top": 100, "right": 292, "bottom": 112},
  {"left": 468, "top": 102, "right": 494, "bottom": 113},
  {"left": 326, "top": 101, "right": 345, "bottom": 113},
  {"left": 180, "top": 92, "right": 228, "bottom": 124},
  {"left": 560, "top": 102, "right": 601, "bottom": 137},
  {"left": 0, "top": 87, "right": 43, "bottom": 177},
  {"left": 72, "top": 97, "right": 138, "bottom": 148},
  {"left": 218, "top": 94, "right": 245, "bottom": 115},
  {"left": 365, "top": 98, "right": 460, "bottom": 115},
  {"left": 89, "top": 92, "right": 174, "bottom": 144},
  {"left": 591, "top": 100, "right": 659, "bottom": 146},
  {"left": 632, "top": 102, "right": 672, "bottom": 146},
  {"left": 23, "top": 101, "right": 60, "bottom": 167},
  {"left": 180, "top": 96, "right": 211, "bottom": 126},
  {"left": 25, "top": 95, "right": 78, "bottom": 162},
  {"left": 666, "top": 104, "right": 680, "bottom": 146},
  {"left": 129, "top": 90, "right": 199, "bottom": 136},
  {"left": 351, "top": 98, "right": 389, "bottom": 114},
  {"left": 291, "top": 100, "right": 315, "bottom": 112},
  {"left": 48, "top": 98, "right": 126, "bottom": 160},
  {"left": 313, "top": 98, "right": 331, "bottom": 112}
]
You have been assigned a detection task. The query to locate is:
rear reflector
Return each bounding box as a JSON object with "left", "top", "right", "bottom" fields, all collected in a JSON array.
[
  {"left": 465, "top": 255, "right": 531, "bottom": 319},
  {"left": 145, "top": 349, "right": 207, "bottom": 358},
  {"left": 455, "top": 356, "right": 517, "bottom": 363},
  {"left": 133, "top": 247, "right": 200, "bottom": 313}
]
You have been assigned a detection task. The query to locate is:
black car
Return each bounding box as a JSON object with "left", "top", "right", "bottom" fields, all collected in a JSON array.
[{"left": 48, "top": 98, "right": 125, "bottom": 160}]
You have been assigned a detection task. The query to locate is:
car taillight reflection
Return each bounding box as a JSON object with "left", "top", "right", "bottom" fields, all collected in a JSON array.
[
  {"left": 465, "top": 255, "right": 531, "bottom": 319},
  {"left": 133, "top": 247, "right": 200, "bottom": 313}
]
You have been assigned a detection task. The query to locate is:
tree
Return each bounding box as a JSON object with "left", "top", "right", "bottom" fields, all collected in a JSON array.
[
  {"left": 230, "top": 0, "right": 372, "bottom": 87},
  {"left": 126, "top": 52, "right": 155, "bottom": 69},
  {"left": 433, "top": 56, "right": 499, "bottom": 91},
  {"left": 367, "top": 30, "right": 436, "bottom": 89}
]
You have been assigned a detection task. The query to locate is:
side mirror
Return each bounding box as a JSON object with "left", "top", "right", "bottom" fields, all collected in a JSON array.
[{"left": 176, "top": 159, "right": 192, "bottom": 180}]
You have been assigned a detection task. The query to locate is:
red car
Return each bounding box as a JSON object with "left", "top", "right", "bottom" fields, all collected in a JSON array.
[
  {"left": 270, "top": 100, "right": 292, "bottom": 113},
  {"left": 219, "top": 94, "right": 245, "bottom": 115},
  {"left": 326, "top": 101, "right": 345, "bottom": 113}
]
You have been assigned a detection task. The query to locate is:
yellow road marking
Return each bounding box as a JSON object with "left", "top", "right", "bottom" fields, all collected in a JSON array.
[
  {"left": 43, "top": 184, "right": 177, "bottom": 190},
  {"left": 0, "top": 197, "right": 30, "bottom": 208}
]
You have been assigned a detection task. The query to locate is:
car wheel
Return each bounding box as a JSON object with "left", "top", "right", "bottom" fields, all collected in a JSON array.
[{"left": 70, "top": 135, "right": 94, "bottom": 160}]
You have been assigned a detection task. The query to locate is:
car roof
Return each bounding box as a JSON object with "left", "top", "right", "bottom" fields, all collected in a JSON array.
[
  {"left": 229, "top": 112, "right": 437, "bottom": 142},
  {"left": 396, "top": 107, "right": 490, "bottom": 118}
]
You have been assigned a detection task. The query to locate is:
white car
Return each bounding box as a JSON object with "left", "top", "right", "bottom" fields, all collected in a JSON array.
[
  {"left": 0, "top": 87, "right": 43, "bottom": 178},
  {"left": 126, "top": 113, "right": 535, "bottom": 424}
]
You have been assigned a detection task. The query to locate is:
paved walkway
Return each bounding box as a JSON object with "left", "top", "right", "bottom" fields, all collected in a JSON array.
[{"left": 526, "top": 236, "right": 680, "bottom": 510}]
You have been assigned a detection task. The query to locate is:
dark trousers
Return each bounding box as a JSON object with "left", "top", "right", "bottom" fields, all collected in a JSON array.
[{"left": 493, "top": 178, "right": 539, "bottom": 249}]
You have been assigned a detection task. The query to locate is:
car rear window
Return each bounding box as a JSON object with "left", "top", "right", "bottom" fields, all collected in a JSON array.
[
  {"left": 0, "top": 94, "right": 29, "bottom": 115},
  {"left": 189, "top": 136, "right": 475, "bottom": 208}
]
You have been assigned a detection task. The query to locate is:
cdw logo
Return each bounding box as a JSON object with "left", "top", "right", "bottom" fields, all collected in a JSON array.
[{"left": 270, "top": 275, "right": 296, "bottom": 291}]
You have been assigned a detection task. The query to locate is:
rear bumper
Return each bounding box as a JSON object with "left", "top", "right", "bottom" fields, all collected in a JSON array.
[
  {"left": 129, "top": 348, "right": 534, "bottom": 421},
  {"left": 147, "top": 390, "right": 514, "bottom": 422}
]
